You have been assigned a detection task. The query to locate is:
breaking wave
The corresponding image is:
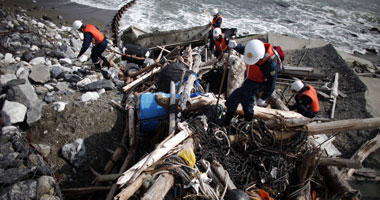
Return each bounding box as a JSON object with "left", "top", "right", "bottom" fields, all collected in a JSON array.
[{"left": 70, "top": 0, "right": 380, "bottom": 54}]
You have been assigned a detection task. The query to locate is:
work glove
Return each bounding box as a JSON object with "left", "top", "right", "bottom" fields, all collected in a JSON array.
[
  {"left": 228, "top": 40, "right": 237, "bottom": 48},
  {"left": 257, "top": 98, "right": 267, "bottom": 107}
]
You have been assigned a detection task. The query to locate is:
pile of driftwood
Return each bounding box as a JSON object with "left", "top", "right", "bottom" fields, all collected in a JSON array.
[{"left": 62, "top": 45, "right": 380, "bottom": 200}]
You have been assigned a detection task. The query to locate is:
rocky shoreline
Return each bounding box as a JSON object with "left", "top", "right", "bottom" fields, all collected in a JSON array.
[{"left": 0, "top": 7, "right": 125, "bottom": 199}]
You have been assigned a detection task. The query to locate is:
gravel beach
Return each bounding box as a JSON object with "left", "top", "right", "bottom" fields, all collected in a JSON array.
[{"left": 0, "top": 0, "right": 115, "bottom": 34}]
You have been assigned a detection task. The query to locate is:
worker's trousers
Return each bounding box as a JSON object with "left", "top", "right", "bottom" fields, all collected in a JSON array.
[
  {"left": 225, "top": 79, "right": 266, "bottom": 116},
  {"left": 91, "top": 39, "right": 108, "bottom": 63}
]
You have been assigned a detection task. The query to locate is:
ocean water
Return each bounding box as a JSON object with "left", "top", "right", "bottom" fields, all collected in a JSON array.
[{"left": 69, "top": 0, "right": 380, "bottom": 54}]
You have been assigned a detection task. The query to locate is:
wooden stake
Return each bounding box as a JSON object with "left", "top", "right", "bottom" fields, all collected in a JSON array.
[
  {"left": 216, "top": 47, "right": 233, "bottom": 106},
  {"left": 330, "top": 73, "right": 339, "bottom": 119}
]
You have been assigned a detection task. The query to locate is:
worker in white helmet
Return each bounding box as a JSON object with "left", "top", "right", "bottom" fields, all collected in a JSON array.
[
  {"left": 210, "top": 28, "right": 240, "bottom": 60},
  {"left": 72, "top": 20, "right": 110, "bottom": 70},
  {"left": 288, "top": 80, "right": 320, "bottom": 118},
  {"left": 223, "top": 39, "right": 281, "bottom": 125},
  {"left": 208, "top": 8, "right": 223, "bottom": 52}
]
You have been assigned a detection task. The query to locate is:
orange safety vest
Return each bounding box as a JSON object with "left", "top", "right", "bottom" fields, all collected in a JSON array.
[
  {"left": 246, "top": 43, "right": 277, "bottom": 82},
  {"left": 83, "top": 24, "right": 104, "bottom": 45},
  {"left": 211, "top": 14, "right": 222, "bottom": 29},
  {"left": 298, "top": 85, "right": 320, "bottom": 112},
  {"left": 214, "top": 34, "right": 228, "bottom": 52}
]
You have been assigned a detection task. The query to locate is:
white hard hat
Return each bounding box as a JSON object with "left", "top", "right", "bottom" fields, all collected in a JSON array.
[
  {"left": 210, "top": 8, "right": 218, "bottom": 16},
  {"left": 213, "top": 28, "right": 222, "bottom": 37},
  {"left": 72, "top": 20, "right": 83, "bottom": 30},
  {"left": 291, "top": 80, "right": 304, "bottom": 92},
  {"left": 243, "top": 39, "right": 265, "bottom": 65}
]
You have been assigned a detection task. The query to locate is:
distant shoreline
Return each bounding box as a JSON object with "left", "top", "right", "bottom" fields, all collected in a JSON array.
[
  {"left": 0, "top": 0, "right": 115, "bottom": 34},
  {"left": 1, "top": 0, "right": 379, "bottom": 67}
]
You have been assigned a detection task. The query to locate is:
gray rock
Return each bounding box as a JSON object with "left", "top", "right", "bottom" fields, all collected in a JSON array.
[
  {"left": 59, "top": 58, "right": 72, "bottom": 65},
  {"left": 83, "top": 79, "right": 115, "bottom": 91},
  {"left": 0, "top": 156, "right": 22, "bottom": 169},
  {"left": 5, "top": 79, "right": 27, "bottom": 89},
  {"left": 0, "top": 142, "right": 14, "bottom": 155},
  {"left": 55, "top": 82, "right": 70, "bottom": 92},
  {"left": 70, "top": 38, "right": 82, "bottom": 51},
  {"left": 21, "top": 51, "right": 33, "bottom": 62},
  {"left": 37, "top": 176, "right": 56, "bottom": 199},
  {"left": 59, "top": 45, "right": 76, "bottom": 59},
  {"left": 29, "top": 65, "right": 51, "bottom": 84},
  {"left": 35, "top": 86, "right": 49, "bottom": 95},
  {"left": 113, "top": 79, "right": 125, "bottom": 87},
  {"left": 44, "top": 84, "right": 55, "bottom": 91},
  {"left": 1, "top": 100, "right": 27, "bottom": 125},
  {"left": 0, "top": 74, "right": 17, "bottom": 85},
  {"left": 4, "top": 53, "right": 16, "bottom": 64},
  {"left": 1, "top": 126, "right": 22, "bottom": 137},
  {"left": 0, "top": 168, "right": 34, "bottom": 184},
  {"left": 33, "top": 144, "right": 51, "bottom": 157},
  {"left": 7, "top": 83, "right": 39, "bottom": 107},
  {"left": 44, "top": 92, "right": 56, "bottom": 103},
  {"left": 27, "top": 154, "right": 50, "bottom": 174},
  {"left": 29, "top": 57, "right": 46, "bottom": 66},
  {"left": 61, "top": 138, "right": 87, "bottom": 168},
  {"left": 0, "top": 179, "right": 37, "bottom": 200},
  {"left": 0, "top": 65, "right": 18, "bottom": 75},
  {"left": 50, "top": 65, "right": 64, "bottom": 79},
  {"left": 17, "top": 68, "right": 30, "bottom": 82},
  {"left": 26, "top": 101, "right": 43, "bottom": 126},
  {"left": 64, "top": 74, "right": 81, "bottom": 83}
]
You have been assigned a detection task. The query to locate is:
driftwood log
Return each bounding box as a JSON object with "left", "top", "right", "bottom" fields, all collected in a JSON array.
[
  {"left": 116, "top": 122, "right": 193, "bottom": 187},
  {"left": 141, "top": 173, "right": 175, "bottom": 200},
  {"left": 319, "top": 166, "right": 360, "bottom": 200},
  {"left": 345, "top": 132, "right": 380, "bottom": 177},
  {"left": 278, "top": 117, "right": 380, "bottom": 140},
  {"left": 154, "top": 93, "right": 305, "bottom": 120},
  {"left": 211, "top": 160, "right": 237, "bottom": 190},
  {"left": 269, "top": 89, "right": 289, "bottom": 111},
  {"left": 114, "top": 173, "right": 148, "bottom": 200},
  {"left": 123, "top": 66, "right": 161, "bottom": 92},
  {"left": 319, "top": 157, "right": 362, "bottom": 169}
]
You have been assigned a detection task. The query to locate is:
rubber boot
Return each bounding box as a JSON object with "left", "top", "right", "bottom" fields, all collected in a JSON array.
[
  {"left": 222, "top": 111, "right": 234, "bottom": 126},
  {"left": 94, "top": 62, "right": 101, "bottom": 71},
  {"left": 244, "top": 113, "right": 253, "bottom": 122}
]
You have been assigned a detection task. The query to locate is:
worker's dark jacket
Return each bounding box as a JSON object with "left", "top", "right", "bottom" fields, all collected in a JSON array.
[
  {"left": 289, "top": 85, "right": 319, "bottom": 118},
  {"left": 211, "top": 14, "right": 223, "bottom": 29}
]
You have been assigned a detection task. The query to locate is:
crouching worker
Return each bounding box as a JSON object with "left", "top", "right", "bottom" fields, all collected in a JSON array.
[
  {"left": 72, "top": 20, "right": 110, "bottom": 70},
  {"left": 223, "top": 39, "right": 279, "bottom": 126},
  {"left": 288, "top": 80, "right": 319, "bottom": 118}
]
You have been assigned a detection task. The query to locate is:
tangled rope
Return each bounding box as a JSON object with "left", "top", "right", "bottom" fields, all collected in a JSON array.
[{"left": 182, "top": 106, "right": 310, "bottom": 199}]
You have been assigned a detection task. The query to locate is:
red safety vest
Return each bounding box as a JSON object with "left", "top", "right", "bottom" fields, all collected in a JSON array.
[
  {"left": 246, "top": 43, "right": 277, "bottom": 82},
  {"left": 298, "top": 85, "right": 320, "bottom": 112},
  {"left": 211, "top": 14, "right": 222, "bottom": 29},
  {"left": 214, "top": 34, "right": 228, "bottom": 52},
  {"left": 83, "top": 24, "right": 104, "bottom": 45}
]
